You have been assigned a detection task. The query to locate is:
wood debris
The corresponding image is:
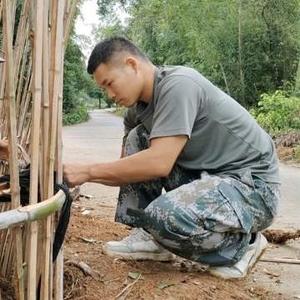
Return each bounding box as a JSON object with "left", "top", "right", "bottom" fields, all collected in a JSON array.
[{"left": 263, "top": 229, "right": 300, "bottom": 244}]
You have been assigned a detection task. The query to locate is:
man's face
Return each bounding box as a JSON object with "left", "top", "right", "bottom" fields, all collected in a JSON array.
[{"left": 93, "top": 56, "right": 143, "bottom": 107}]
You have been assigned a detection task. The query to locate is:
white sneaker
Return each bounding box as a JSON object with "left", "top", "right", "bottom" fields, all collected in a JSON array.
[
  {"left": 208, "top": 232, "right": 268, "bottom": 279},
  {"left": 102, "top": 228, "right": 175, "bottom": 261}
]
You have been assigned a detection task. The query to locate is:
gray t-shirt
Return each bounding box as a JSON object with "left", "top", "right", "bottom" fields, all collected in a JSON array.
[{"left": 123, "top": 66, "right": 280, "bottom": 184}]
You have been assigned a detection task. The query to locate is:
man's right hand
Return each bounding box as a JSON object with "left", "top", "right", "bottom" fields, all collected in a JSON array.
[{"left": 63, "top": 163, "right": 90, "bottom": 188}]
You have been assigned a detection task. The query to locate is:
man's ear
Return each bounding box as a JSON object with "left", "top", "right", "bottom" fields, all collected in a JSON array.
[{"left": 125, "top": 56, "right": 138, "bottom": 73}]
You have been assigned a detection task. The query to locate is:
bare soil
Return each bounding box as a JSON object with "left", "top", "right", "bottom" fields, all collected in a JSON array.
[{"left": 63, "top": 207, "right": 285, "bottom": 300}]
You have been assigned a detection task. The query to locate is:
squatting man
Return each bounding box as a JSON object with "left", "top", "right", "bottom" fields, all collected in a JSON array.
[{"left": 63, "top": 37, "right": 280, "bottom": 279}]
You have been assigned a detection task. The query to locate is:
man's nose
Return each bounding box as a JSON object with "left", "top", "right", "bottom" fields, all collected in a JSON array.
[{"left": 107, "top": 89, "right": 116, "bottom": 100}]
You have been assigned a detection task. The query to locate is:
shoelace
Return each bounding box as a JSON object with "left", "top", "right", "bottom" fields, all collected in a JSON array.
[{"left": 123, "top": 228, "right": 151, "bottom": 243}]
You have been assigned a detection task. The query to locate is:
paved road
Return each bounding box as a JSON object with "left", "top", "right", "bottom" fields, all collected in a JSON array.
[
  {"left": 276, "top": 163, "right": 300, "bottom": 229},
  {"left": 63, "top": 109, "right": 123, "bottom": 164},
  {"left": 63, "top": 109, "right": 300, "bottom": 298}
]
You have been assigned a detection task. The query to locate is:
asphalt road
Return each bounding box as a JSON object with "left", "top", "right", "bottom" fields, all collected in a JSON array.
[{"left": 276, "top": 163, "right": 300, "bottom": 229}]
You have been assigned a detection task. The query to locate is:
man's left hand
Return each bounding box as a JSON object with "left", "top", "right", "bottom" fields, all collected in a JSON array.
[{"left": 0, "top": 139, "right": 9, "bottom": 161}]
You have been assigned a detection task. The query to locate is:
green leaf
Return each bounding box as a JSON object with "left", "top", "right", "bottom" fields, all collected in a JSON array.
[
  {"left": 128, "top": 271, "right": 141, "bottom": 280},
  {"left": 157, "top": 281, "right": 175, "bottom": 290}
]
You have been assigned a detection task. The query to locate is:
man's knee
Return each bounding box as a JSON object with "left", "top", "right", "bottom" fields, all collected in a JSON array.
[{"left": 124, "top": 124, "right": 150, "bottom": 156}]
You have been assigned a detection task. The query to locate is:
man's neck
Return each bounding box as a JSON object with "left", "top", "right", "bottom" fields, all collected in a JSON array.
[{"left": 140, "top": 63, "right": 157, "bottom": 103}]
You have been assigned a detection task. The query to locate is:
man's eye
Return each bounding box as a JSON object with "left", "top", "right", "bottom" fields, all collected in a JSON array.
[{"left": 108, "top": 81, "right": 112, "bottom": 86}]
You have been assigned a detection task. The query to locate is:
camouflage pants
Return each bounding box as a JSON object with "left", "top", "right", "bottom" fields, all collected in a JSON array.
[{"left": 115, "top": 125, "right": 280, "bottom": 266}]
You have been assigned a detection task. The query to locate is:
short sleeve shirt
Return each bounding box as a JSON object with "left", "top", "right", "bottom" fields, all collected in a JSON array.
[{"left": 123, "top": 66, "right": 280, "bottom": 184}]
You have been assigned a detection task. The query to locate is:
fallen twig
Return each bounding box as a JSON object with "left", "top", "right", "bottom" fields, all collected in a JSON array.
[
  {"left": 260, "top": 258, "right": 300, "bottom": 265},
  {"left": 263, "top": 268, "right": 280, "bottom": 277},
  {"left": 115, "top": 273, "right": 142, "bottom": 300},
  {"left": 263, "top": 229, "right": 300, "bottom": 244},
  {"left": 79, "top": 237, "right": 101, "bottom": 244},
  {"left": 65, "top": 260, "right": 101, "bottom": 279}
]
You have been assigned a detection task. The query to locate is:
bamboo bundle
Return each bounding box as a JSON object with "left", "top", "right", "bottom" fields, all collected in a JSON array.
[{"left": 0, "top": 0, "right": 78, "bottom": 298}]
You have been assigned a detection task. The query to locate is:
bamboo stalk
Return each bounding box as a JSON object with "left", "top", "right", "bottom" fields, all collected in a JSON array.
[
  {"left": 1, "top": 235, "right": 13, "bottom": 276},
  {"left": 40, "top": 0, "right": 52, "bottom": 298},
  {"left": 0, "top": 0, "right": 3, "bottom": 24},
  {"left": 13, "top": 0, "right": 30, "bottom": 82},
  {"left": 27, "top": 0, "right": 44, "bottom": 298},
  {"left": 64, "top": 0, "right": 77, "bottom": 42},
  {"left": 0, "top": 190, "right": 66, "bottom": 230},
  {"left": 54, "top": 30, "right": 65, "bottom": 300},
  {"left": 0, "top": 226, "right": 11, "bottom": 275},
  {"left": 15, "top": 41, "right": 29, "bottom": 119},
  {"left": 54, "top": 2, "right": 78, "bottom": 297},
  {"left": 49, "top": 1, "right": 65, "bottom": 296},
  {"left": 17, "top": 70, "right": 32, "bottom": 138},
  {"left": 3, "top": 1, "right": 24, "bottom": 299}
]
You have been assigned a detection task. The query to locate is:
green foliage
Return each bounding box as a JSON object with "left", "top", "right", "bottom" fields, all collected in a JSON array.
[
  {"left": 251, "top": 91, "right": 300, "bottom": 134},
  {"left": 95, "top": 0, "right": 300, "bottom": 108},
  {"left": 63, "top": 104, "right": 89, "bottom": 125},
  {"left": 294, "top": 145, "right": 300, "bottom": 162},
  {"left": 63, "top": 36, "right": 100, "bottom": 124},
  {"left": 115, "top": 106, "right": 126, "bottom": 117}
]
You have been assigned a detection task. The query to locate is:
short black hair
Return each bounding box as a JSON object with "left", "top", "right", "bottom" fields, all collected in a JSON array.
[{"left": 87, "top": 37, "right": 148, "bottom": 74}]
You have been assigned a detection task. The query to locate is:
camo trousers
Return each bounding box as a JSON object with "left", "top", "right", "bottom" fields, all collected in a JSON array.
[{"left": 115, "top": 125, "right": 280, "bottom": 266}]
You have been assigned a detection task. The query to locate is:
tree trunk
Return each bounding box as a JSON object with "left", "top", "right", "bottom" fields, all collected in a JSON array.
[
  {"left": 238, "top": 0, "right": 245, "bottom": 106},
  {"left": 294, "top": 57, "right": 300, "bottom": 96}
]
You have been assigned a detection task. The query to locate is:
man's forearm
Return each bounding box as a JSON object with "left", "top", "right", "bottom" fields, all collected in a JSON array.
[
  {"left": 63, "top": 135, "right": 187, "bottom": 188},
  {"left": 88, "top": 148, "right": 167, "bottom": 185}
]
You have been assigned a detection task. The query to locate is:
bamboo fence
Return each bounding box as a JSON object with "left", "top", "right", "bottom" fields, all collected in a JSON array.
[{"left": 0, "top": 0, "right": 77, "bottom": 298}]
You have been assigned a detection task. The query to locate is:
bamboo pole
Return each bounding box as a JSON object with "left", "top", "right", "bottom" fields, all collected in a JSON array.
[
  {"left": 3, "top": 1, "right": 24, "bottom": 298},
  {"left": 48, "top": 0, "right": 64, "bottom": 190},
  {"left": 0, "top": 0, "right": 2, "bottom": 24},
  {"left": 27, "top": 0, "right": 44, "bottom": 298},
  {"left": 54, "top": 1, "right": 77, "bottom": 298},
  {"left": 0, "top": 190, "right": 66, "bottom": 229},
  {"left": 48, "top": 0, "right": 65, "bottom": 295},
  {"left": 13, "top": 0, "right": 30, "bottom": 83},
  {"left": 15, "top": 41, "right": 29, "bottom": 119},
  {"left": 40, "top": 0, "right": 52, "bottom": 298},
  {"left": 54, "top": 36, "right": 65, "bottom": 300},
  {"left": 17, "top": 65, "right": 32, "bottom": 138}
]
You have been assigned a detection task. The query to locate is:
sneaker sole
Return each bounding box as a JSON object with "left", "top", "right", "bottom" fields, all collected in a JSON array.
[
  {"left": 103, "top": 245, "right": 175, "bottom": 261},
  {"left": 248, "top": 233, "right": 268, "bottom": 270},
  {"left": 208, "top": 233, "right": 268, "bottom": 280}
]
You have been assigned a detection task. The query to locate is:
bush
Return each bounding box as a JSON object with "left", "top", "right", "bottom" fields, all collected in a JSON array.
[
  {"left": 63, "top": 104, "right": 89, "bottom": 125},
  {"left": 114, "top": 106, "right": 126, "bottom": 117},
  {"left": 250, "top": 91, "right": 300, "bottom": 134},
  {"left": 294, "top": 145, "right": 300, "bottom": 162}
]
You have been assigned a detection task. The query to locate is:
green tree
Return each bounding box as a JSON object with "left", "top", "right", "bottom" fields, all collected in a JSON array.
[{"left": 95, "top": 0, "right": 300, "bottom": 107}]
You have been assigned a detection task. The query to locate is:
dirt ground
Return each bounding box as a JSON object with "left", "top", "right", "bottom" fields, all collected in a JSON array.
[{"left": 63, "top": 207, "right": 285, "bottom": 300}]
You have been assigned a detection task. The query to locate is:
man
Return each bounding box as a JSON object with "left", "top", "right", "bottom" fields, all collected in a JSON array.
[{"left": 63, "top": 37, "right": 280, "bottom": 279}]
